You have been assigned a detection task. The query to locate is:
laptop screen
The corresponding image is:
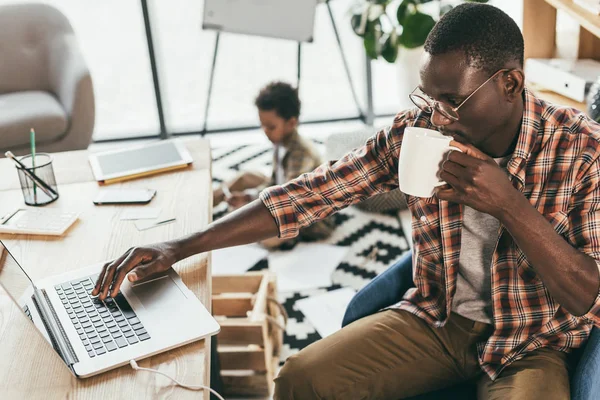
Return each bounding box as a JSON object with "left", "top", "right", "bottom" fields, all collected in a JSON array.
[
  {"left": 0, "top": 240, "right": 34, "bottom": 309},
  {"left": 0, "top": 241, "right": 72, "bottom": 367}
]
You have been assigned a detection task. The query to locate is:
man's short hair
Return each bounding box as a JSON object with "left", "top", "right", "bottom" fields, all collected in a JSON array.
[
  {"left": 255, "top": 81, "right": 301, "bottom": 120},
  {"left": 424, "top": 3, "right": 524, "bottom": 74}
]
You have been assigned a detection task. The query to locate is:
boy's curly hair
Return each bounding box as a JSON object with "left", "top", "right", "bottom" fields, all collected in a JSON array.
[{"left": 255, "top": 81, "right": 301, "bottom": 120}]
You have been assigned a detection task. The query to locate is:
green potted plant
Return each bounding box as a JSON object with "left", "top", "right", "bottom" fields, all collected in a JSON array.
[{"left": 351, "top": 0, "right": 489, "bottom": 63}]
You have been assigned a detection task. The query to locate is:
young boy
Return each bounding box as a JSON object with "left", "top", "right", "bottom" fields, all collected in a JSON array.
[{"left": 213, "top": 81, "right": 335, "bottom": 246}]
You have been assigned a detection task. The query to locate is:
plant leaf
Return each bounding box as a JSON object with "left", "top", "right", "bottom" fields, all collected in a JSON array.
[
  {"left": 363, "top": 20, "right": 382, "bottom": 59},
  {"left": 396, "top": 0, "right": 413, "bottom": 25},
  {"left": 399, "top": 11, "right": 435, "bottom": 49},
  {"left": 381, "top": 34, "right": 399, "bottom": 63},
  {"left": 364, "top": 34, "right": 378, "bottom": 59}
]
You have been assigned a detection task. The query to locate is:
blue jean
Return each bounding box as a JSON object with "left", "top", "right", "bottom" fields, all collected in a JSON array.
[
  {"left": 342, "top": 251, "right": 414, "bottom": 327},
  {"left": 342, "top": 251, "right": 600, "bottom": 400}
]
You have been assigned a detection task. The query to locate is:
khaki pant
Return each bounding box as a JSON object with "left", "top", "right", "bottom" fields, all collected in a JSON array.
[{"left": 274, "top": 309, "right": 571, "bottom": 400}]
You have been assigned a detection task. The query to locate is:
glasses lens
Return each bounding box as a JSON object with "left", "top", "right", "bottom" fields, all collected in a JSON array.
[
  {"left": 409, "top": 94, "right": 432, "bottom": 113},
  {"left": 435, "top": 102, "right": 459, "bottom": 121}
]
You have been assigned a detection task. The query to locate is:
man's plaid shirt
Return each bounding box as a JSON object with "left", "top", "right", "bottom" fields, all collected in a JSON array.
[{"left": 260, "top": 88, "right": 600, "bottom": 379}]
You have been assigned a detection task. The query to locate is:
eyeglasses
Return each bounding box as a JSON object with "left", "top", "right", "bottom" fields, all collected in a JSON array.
[{"left": 409, "top": 69, "right": 509, "bottom": 122}]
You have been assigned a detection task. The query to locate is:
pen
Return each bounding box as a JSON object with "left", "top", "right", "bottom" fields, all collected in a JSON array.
[
  {"left": 5, "top": 151, "right": 58, "bottom": 199},
  {"left": 30, "top": 128, "right": 37, "bottom": 201}
]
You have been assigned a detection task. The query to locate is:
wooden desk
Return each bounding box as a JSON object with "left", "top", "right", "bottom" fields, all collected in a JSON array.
[{"left": 0, "top": 139, "right": 214, "bottom": 399}]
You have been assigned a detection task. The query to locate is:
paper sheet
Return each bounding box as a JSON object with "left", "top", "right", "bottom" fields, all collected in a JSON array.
[
  {"left": 211, "top": 244, "right": 269, "bottom": 275},
  {"left": 295, "top": 288, "right": 357, "bottom": 338},
  {"left": 120, "top": 207, "right": 162, "bottom": 220},
  {"left": 134, "top": 215, "right": 176, "bottom": 231},
  {"left": 268, "top": 243, "right": 348, "bottom": 292}
]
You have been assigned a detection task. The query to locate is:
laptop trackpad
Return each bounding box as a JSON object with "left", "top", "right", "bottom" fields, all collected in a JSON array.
[{"left": 131, "top": 275, "right": 187, "bottom": 312}]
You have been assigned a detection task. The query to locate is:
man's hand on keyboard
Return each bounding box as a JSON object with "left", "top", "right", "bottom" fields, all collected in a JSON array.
[{"left": 92, "top": 242, "right": 179, "bottom": 300}]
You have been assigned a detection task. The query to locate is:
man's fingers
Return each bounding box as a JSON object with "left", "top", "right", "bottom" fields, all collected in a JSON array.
[
  {"left": 434, "top": 186, "right": 459, "bottom": 202},
  {"left": 439, "top": 170, "right": 462, "bottom": 189},
  {"left": 109, "top": 257, "right": 156, "bottom": 297},
  {"left": 99, "top": 250, "right": 137, "bottom": 299},
  {"left": 92, "top": 261, "right": 111, "bottom": 296},
  {"left": 99, "top": 262, "right": 117, "bottom": 300},
  {"left": 93, "top": 249, "right": 131, "bottom": 297},
  {"left": 441, "top": 160, "right": 469, "bottom": 182},
  {"left": 105, "top": 250, "right": 144, "bottom": 298},
  {"left": 449, "top": 140, "right": 489, "bottom": 161},
  {"left": 126, "top": 262, "right": 160, "bottom": 283},
  {"left": 446, "top": 149, "right": 480, "bottom": 168}
]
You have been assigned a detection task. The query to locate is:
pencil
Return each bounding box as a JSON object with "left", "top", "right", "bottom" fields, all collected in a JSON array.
[
  {"left": 30, "top": 128, "right": 37, "bottom": 201},
  {"left": 5, "top": 151, "right": 57, "bottom": 199}
]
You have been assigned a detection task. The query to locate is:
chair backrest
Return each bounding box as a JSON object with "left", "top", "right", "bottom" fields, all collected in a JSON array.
[{"left": 0, "top": 3, "right": 73, "bottom": 94}]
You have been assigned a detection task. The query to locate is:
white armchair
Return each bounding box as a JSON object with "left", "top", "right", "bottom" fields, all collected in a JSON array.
[{"left": 0, "top": 3, "right": 95, "bottom": 155}]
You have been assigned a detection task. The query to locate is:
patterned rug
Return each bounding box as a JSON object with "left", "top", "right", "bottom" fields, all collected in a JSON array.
[{"left": 211, "top": 141, "right": 411, "bottom": 364}]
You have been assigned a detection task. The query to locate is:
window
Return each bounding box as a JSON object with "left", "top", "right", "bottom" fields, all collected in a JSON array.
[{"left": 0, "top": 0, "right": 162, "bottom": 141}]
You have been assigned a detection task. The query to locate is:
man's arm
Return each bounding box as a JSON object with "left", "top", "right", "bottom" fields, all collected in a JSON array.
[
  {"left": 261, "top": 125, "right": 404, "bottom": 239},
  {"left": 93, "top": 122, "right": 406, "bottom": 299},
  {"left": 93, "top": 200, "right": 277, "bottom": 299},
  {"left": 92, "top": 113, "right": 416, "bottom": 300},
  {"left": 177, "top": 199, "right": 278, "bottom": 259},
  {"left": 437, "top": 141, "right": 600, "bottom": 319},
  {"left": 501, "top": 194, "right": 599, "bottom": 316}
]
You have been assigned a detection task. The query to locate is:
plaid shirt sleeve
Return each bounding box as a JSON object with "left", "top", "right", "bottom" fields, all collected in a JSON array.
[
  {"left": 567, "top": 144, "right": 600, "bottom": 324},
  {"left": 259, "top": 119, "right": 406, "bottom": 239}
]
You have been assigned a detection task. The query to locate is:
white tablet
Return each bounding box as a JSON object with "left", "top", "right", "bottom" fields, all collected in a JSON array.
[{"left": 89, "top": 139, "right": 193, "bottom": 184}]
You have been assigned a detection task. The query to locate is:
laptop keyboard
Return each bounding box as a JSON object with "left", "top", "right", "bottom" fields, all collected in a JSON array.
[{"left": 55, "top": 275, "right": 151, "bottom": 358}]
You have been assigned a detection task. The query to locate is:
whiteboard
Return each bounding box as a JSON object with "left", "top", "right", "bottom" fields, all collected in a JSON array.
[{"left": 202, "top": 0, "right": 319, "bottom": 42}]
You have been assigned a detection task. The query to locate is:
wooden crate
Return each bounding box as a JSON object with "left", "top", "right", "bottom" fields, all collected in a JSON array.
[{"left": 212, "top": 271, "right": 285, "bottom": 397}]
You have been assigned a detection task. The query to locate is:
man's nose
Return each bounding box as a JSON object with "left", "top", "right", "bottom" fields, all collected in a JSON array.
[{"left": 430, "top": 108, "right": 453, "bottom": 128}]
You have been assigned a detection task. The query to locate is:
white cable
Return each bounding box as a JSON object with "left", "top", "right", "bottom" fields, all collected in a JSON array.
[{"left": 129, "top": 359, "right": 226, "bottom": 400}]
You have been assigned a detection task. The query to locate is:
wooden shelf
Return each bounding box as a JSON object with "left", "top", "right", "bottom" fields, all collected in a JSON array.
[
  {"left": 545, "top": 0, "right": 600, "bottom": 39},
  {"left": 523, "top": 0, "right": 597, "bottom": 115},
  {"left": 532, "top": 87, "right": 586, "bottom": 111}
]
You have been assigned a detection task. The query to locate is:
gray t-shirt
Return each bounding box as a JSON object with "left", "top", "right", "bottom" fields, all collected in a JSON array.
[{"left": 452, "top": 155, "right": 511, "bottom": 324}]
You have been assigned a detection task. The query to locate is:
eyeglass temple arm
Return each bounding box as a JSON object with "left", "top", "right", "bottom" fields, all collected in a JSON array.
[{"left": 453, "top": 69, "right": 509, "bottom": 113}]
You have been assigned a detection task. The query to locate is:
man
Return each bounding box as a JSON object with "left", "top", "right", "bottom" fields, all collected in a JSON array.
[{"left": 93, "top": 4, "right": 600, "bottom": 399}]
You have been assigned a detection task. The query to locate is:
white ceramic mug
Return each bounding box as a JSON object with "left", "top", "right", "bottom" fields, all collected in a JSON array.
[{"left": 398, "top": 127, "right": 462, "bottom": 198}]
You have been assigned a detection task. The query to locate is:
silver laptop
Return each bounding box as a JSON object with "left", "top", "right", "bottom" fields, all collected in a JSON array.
[{"left": 0, "top": 240, "right": 220, "bottom": 378}]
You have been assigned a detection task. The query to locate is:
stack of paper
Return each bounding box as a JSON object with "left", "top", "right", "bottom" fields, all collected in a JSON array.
[
  {"left": 268, "top": 243, "right": 349, "bottom": 293},
  {"left": 295, "top": 288, "right": 357, "bottom": 338},
  {"left": 211, "top": 244, "right": 269, "bottom": 275}
]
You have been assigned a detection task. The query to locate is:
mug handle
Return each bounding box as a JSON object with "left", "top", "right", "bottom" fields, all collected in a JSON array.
[{"left": 434, "top": 146, "right": 463, "bottom": 187}]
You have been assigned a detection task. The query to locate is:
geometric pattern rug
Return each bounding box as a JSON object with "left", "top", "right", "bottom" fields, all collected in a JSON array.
[{"left": 211, "top": 141, "right": 411, "bottom": 364}]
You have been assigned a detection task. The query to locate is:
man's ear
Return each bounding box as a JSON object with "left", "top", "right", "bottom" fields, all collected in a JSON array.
[
  {"left": 286, "top": 117, "right": 299, "bottom": 130},
  {"left": 504, "top": 69, "right": 525, "bottom": 102}
]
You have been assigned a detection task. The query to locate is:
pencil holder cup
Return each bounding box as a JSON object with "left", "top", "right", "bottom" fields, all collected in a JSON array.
[{"left": 16, "top": 153, "right": 59, "bottom": 206}]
